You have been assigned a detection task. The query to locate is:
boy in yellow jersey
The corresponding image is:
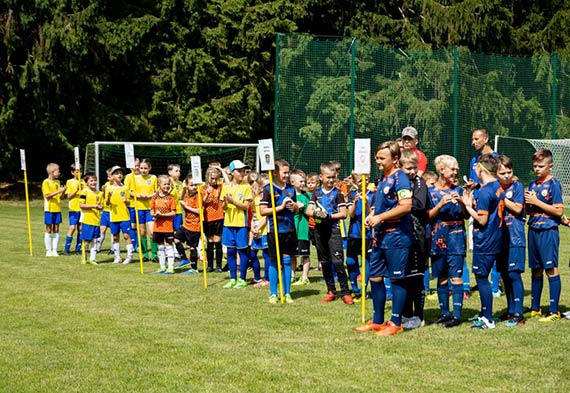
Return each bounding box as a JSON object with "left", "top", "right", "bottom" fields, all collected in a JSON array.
[
  {"left": 106, "top": 166, "right": 134, "bottom": 264},
  {"left": 220, "top": 160, "right": 253, "bottom": 288},
  {"left": 96, "top": 168, "right": 113, "bottom": 253},
  {"left": 132, "top": 158, "right": 158, "bottom": 261},
  {"left": 124, "top": 157, "right": 140, "bottom": 252},
  {"left": 42, "top": 163, "right": 66, "bottom": 256},
  {"left": 64, "top": 163, "right": 85, "bottom": 255},
  {"left": 79, "top": 173, "right": 103, "bottom": 264}
]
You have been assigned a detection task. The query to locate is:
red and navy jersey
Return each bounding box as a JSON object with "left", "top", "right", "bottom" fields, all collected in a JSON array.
[
  {"left": 260, "top": 183, "right": 297, "bottom": 233},
  {"left": 309, "top": 187, "right": 346, "bottom": 230},
  {"left": 473, "top": 180, "right": 504, "bottom": 255},
  {"left": 373, "top": 169, "right": 413, "bottom": 249},
  {"left": 428, "top": 184, "right": 466, "bottom": 256},
  {"left": 502, "top": 180, "right": 526, "bottom": 247},
  {"left": 527, "top": 177, "right": 563, "bottom": 230},
  {"left": 346, "top": 189, "right": 374, "bottom": 239}
]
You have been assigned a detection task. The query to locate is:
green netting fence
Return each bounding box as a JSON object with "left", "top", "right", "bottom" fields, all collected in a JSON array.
[{"left": 274, "top": 34, "right": 570, "bottom": 180}]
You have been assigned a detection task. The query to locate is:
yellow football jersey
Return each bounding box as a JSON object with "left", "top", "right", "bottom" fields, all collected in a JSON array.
[
  {"left": 132, "top": 174, "right": 157, "bottom": 210},
  {"left": 42, "top": 178, "right": 62, "bottom": 213},
  {"left": 80, "top": 188, "right": 102, "bottom": 226},
  {"left": 66, "top": 178, "right": 86, "bottom": 212},
  {"left": 220, "top": 182, "right": 252, "bottom": 227},
  {"left": 108, "top": 184, "right": 130, "bottom": 222}
]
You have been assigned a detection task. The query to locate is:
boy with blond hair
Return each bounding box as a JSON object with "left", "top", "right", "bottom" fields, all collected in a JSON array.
[
  {"left": 79, "top": 172, "right": 102, "bottom": 264},
  {"left": 42, "top": 163, "right": 66, "bottom": 256}
]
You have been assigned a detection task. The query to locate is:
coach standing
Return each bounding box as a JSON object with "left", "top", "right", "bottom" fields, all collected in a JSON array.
[{"left": 401, "top": 126, "right": 427, "bottom": 177}]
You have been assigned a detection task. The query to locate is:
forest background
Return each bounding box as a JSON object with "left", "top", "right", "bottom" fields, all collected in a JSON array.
[{"left": 2, "top": 0, "right": 570, "bottom": 181}]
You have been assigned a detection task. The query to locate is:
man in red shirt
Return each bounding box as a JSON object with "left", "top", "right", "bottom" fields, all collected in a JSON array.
[{"left": 401, "top": 126, "right": 427, "bottom": 177}]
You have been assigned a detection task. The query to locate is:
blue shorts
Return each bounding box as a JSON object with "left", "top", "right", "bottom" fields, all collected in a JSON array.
[
  {"left": 431, "top": 254, "right": 464, "bottom": 278},
  {"left": 173, "top": 214, "right": 183, "bottom": 231},
  {"left": 110, "top": 220, "right": 131, "bottom": 236},
  {"left": 44, "top": 212, "right": 62, "bottom": 225},
  {"left": 498, "top": 246, "right": 526, "bottom": 273},
  {"left": 251, "top": 235, "right": 268, "bottom": 250},
  {"left": 138, "top": 209, "right": 154, "bottom": 225},
  {"left": 528, "top": 228, "right": 559, "bottom": 270},
  {"left": 68, "top": 211, "right": 81, "bottom": 226},
  {"left": 100, "top": 211, "right": 111, "bottom": 227},
  {"left": 81, "top": 224, "right": 101, "bottom": 242},
  {"left": 222, "top": 226, "right": 249, "bottom": 249},
  {"left": 472, "top": 252, "right": 498, "bottom": 277},
  {"left": 129, "top": 207, "right": 137, "bottom": 224},
  {"left": 369, "top": 245, "right": 408, "bottom": 280}
]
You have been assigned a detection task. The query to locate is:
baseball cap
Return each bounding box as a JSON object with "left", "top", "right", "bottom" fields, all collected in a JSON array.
[
  {"left": 110, "top": 165, "right": 125, "bottom": 175},
  {"left": 401, "top": 126, "right": 418, "bottom": 139},
  {"left": 229, "top": 160, "right": 251, "bottom": 172}
]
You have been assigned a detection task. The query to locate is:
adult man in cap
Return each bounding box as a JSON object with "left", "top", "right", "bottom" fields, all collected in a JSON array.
[{"left": 401, "top": 126, "right": 427, "bottom": 177}]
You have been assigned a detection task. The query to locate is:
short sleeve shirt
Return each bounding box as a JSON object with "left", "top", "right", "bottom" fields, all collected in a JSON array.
[
  {"left": 502, "top": 180, "right": 526, "bottom": 247},
  {"left": 428, "top": 184, "right": 466, "bottom": 256},
  {"left": 108, "top": 184, "right": 130, "bottom": 222},
  {"left": 80, "top": 188, "right": 102, "bottom": 226},
  {"left": 260, "top": 183, "right": 297, "bottom": 234},
  {"left": 151, "top": 193, "right": 176, "bottom": 233},
  {"left": 171, "top": 180, "right": 184, "bottom": 214},
  {"left": 473, "top": 180, "right": 504, "bottom": 254},
  {"left": 133, "top": 174, "right": 157, "bottom": 210},
  {"left": 309, "top": 187, "right": 346, "bottom": 230},
  {"left": 411, "top": 147, "right": 427, "bottom": 172},
  {"left": 220, "top": 182, "right": 252, "bottom": 227},
  {"left": 294, "top": 191, "right": 310, "bottom": 240},
  {"left": 527, "top": 177, "right": 563, "bottom": 229},
  {"left": 182, "top": 193, "right": 200, "bottom": 232},
  {"left": 42, "top": 178, "right": 62, "bottom": 213},
  {"left": 346, "top": 189, "right": 374, "bottom": 239},
  {"left": 66, "top": 178, "right": 85, "bottom": 212},
  {"left": 202, "top": 185, "right": 224, "bottom": 222}
]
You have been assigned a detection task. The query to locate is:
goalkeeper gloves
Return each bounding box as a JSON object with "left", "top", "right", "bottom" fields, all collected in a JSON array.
[{"left": 313, "top": 209, "right": 330, "bottom": 220}]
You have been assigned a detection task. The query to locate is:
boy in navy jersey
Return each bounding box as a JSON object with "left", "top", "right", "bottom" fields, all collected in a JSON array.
[
  {"left": 260, "top": 159, "right": 298, "bottom": 304},
  {"left": 306, "top": 162, "right": 353, "bottom": 305},
  {"left": 462, "top": 154, "right": 504, "bottom": 329},
  {"left": 354, "top": 141, "right": 413, "bottom": 336},
  {"left": 524, "top": 149, "right": 564, "bottom": 322},
  {"left": 496, "top": 155, "right": 526, "bottom": 326}
]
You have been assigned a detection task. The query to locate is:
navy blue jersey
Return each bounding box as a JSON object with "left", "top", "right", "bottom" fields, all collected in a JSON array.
[
  {"left": 527, "top": 177, "right": 563, "bottom": 229},
  {"left": 428, "top": 184, "right": 466, "bottom": 256},
  {"left": 501, "top": 180, "right": 526, "bottom": 247},
  {"left": 346, "top": 189, "right": 374, "bottom": 239},
  {"left": 260, "top": 183, "right": 297, "bottom": 233},
  {"left": 373, "top": 169, "right": 413, "bottom": 249},
  {"left": 473, "top": 180, "right": 504, "bottom": 255},
  {"left": 469, "top": 151, "right": 500, "bottom": 199},
  {"left": 309, "top": 187, "right": 346, "bottom": 230}
]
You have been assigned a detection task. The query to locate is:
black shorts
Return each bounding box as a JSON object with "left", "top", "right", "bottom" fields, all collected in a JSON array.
[
  {"left": 174, "top": 227, "right": 200, "bottom": 248},
  {"left": 346, "top": 238, "right": 373, "bottom": 258},
  {"left": 153, "top": 232, "right": 174, "bottom": 244},
  {"left": 405, "top": 242, "right": 425, "bottom": 277},
  {"left": 314, "top": 226, "right": 343, "bottom": 264},
  {"left": 204, "top": 219, "right": 223, "bottom": 237},
  {"left": 296, "top": 240, "right": 311, "bottom": 257},
  {"left": 267, "top": 231, "right": 298, "bottom": 261}
]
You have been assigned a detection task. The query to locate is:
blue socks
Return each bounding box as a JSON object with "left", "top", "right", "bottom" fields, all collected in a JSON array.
[
  {"left": 451, "top": 283, "right": 463, "bottom": 319},
  {"left": 390, "top": 279, "right": 407, "bottom": 326},
  {"left": 64, "top": 236, "right": 73, "bottom": 253},
  {"left": 462, "top": 260, "right": 470, "bottom": 292},
  {"left": 249, "top": 249, "right": 261, "bottom": 281},
  {"left": 437, "top": 282, "right": 450, "bottom": 316},
  {"left": 227, "top": 247, "right": 237, "bottom": 280},
  {"left": 491, "top": 262, "right": 500, "bottom": 293},
  {"left": 548, "top": 275, "right": 561, "bottom": 314},
  {"left": 423, "top": 267, "right": 431, "bottom": 293},
  {"left": 268, "top": 257, "right": 278, "bottom": 296},
  {"left": 370, "top": 280, "right": 386, "bottom": 325},
  {"left": 346, "top": 255, "right": 361, "bottom": 294},
  {"left": 238, "top": 248, "right": 248, "bottom": 280},
  {"left": 531, "top": 275, "right": 543, "bottom": 312},
  {"left": 262, "top": 250, "right": 270, "bottom": 280},
  {"left": 509, "top": 271, "right": 524, "bottom": 316},
  {"left": 476, "top": 276, "right": 493, "bottom": 320},
  {"left": 282, "top": 256, "right": 292, "bottom": 295}
]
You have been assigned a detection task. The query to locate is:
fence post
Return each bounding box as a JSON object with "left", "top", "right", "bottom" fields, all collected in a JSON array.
[
  {"left": 274, "top": 33, "right": 283, "bottom": 155},
  {"left": 453, "top": 46, "right": 459, "bottom": 158},
  {"left": 552, "top": 52, "right": 558, "bottom": 139},
  {"left": 349, "top": 38, "right": 356, "bottom": 171}
]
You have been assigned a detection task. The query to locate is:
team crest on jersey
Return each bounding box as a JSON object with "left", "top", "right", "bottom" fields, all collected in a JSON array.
[
  {"left": 120, "top": 191, "right": 125, "bottom": 196},
  {"left": 383, "top": 186, "right": 390, "bottom": 194},
  {"left": 238, "top": 193, "right": 244, "bottom": 200},
  {"left": 541, "top": 189, "right": 548, "bottom": 197},
  {"left": 147, "top": 179, "right": 152, "bottom": 185},
  {"left": 505, "top": 191, "right": 513, "bottom": 199}
]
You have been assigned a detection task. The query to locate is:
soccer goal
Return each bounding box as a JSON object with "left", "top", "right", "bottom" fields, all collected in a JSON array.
[
  {"left": 495, "top": 135, "right": 570, "bottom": 204},
  {"left": 84, "top": 142, "right": 259, "bottom": 188}
]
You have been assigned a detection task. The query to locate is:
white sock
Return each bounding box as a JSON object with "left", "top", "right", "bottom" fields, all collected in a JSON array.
[
  {"left": 90, "top": 246, "right": 97, "bottom": 261},
  {"left": 158, "top": 245, "right": 166, "bottom": 270},
  {"left": 51, "top": 233, "right": 59, "bottom": 253},
  {"left": 126, "top": 244, "right": 133, "bottom": 258},
  {"left": 96, "top": 233, "right": 105, "bottom": 252},
  {"left": 114, "top": 243, "right": 121, "bottom": 259},
  {"left": 166, "top": 245, "right": 175, "bottom": 271},
  {"left": 44, "top": 233, "right": 52, "bottom": 252}
]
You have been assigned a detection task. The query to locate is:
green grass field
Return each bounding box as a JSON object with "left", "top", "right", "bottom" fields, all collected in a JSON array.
[{"left": 1, "top": 201, "right": 570, "bottom": 392}]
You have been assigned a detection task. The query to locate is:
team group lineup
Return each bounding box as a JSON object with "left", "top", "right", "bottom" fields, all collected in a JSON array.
[{"left": 40, "top": 126, "right": 570, "bottom": 335}]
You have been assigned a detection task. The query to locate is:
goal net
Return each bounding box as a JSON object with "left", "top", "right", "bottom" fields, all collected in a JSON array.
[
  {"left": 495, "top": 136, "right": 570, "bottom": 204},
  {"left": 84, "top": 142, "right": 259, "bottom": 188}
]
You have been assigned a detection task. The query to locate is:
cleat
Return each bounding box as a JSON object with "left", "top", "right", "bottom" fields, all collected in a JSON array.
[
  {"left": 284, "top": 294, "right": 294, "bottom": 304},
  {"left": 45, "top": 250, "right": 53, "bottom": 257},
  {"left": 342, "top": 294, "right": 354, "bottom": 305},
  {"left": 206, "top": 267, "right": 214, "bottom": 273},
  {"left": 51, "top": 250, "right": 59, "bottom": 257},
  {"left": 163, "top": 269, "right": 174, "bottom": 275},
  {"left": 351, "top": 293, "right": 362, "bottom": 303},
  {"left": 63, "top": 250, "right": 70, "bottom": 256},
  {"left": 443, "top": 317, "right": 462, "bottom": 328},
  {"left": 563, "top": 311, "right": 570, "bottom": 320},
  {"left": 504, "top": 314, "right": 525, "bottom": 327},
  {"left": 492, "top": 290, "right": 503, "bottom": 298},
  {"left": 292, "top": 278, "right": 310, "bottom": 286},
  {"left": 253, "top": 279, "right": 269, "bottom": 287},
  {"left": 215, "top": 267, "right": 223, "bottom": 273},
  {"left": 538, "top": 312, "right": 561, "bottom": 322},
  {"left": 181, "top": 269, "right": 198, "bottom": 275},
  {"left": 523, "top": 309, "right": 543, "bottom": 319},
  {"left": 176, "top": 259, "right": 191, "bottom": 269},
  {"left": 403, "top": 316, "right": 424, "bottom": 329},
  {"left": 122, "top": 257, "right": 132, "bottom": 265},
  {"left": 375, "top": 321, "right": 404, "bottom": 336},
  {"left": 434, "top": 314, "right": 453, "bottom": 324},
  {"left": 354, "top": 321, "right": 387, "bottom": 333},
  {"left": 471, "top": 316, "right": 496, "bottom": 330},
  {"left": 154, "top": 269, "right": 166, "bottom": 274},
  {"left": 321, "top": 291, "right": 338, "bottom": 303},
  {"left": 88, "top": 260, "right": 98, "bottom": 265},
  {"left": 112, "top": 257, "right": 122, "bottom": 264},
  {"left": 268, "top": 295, "right": 278, "bottom": 304},
  {"left": 223, "top": 279, "right": 237, "bottom": 289},
  {"left": 233, "top": 279, "right": 248, "bottom": 288}
]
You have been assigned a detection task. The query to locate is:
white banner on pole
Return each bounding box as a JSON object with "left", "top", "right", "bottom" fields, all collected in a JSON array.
[
  {"left": 20, "top": 149, "right": 26, "bottom": 171},
  {"left": 124, "top": 143, "right": 135, "bottom": 169},
  {"left": 258, "top": 139, "right": 275, "bottom": 171},
  {"left": 74, "top": 147, "right": 80, "bottom": 169},
  {"left": 354, "top": 138, "right": 371, "bottom": 174},
  {"left": 191, "top": 156, "right": 203, "bottom": 184}
]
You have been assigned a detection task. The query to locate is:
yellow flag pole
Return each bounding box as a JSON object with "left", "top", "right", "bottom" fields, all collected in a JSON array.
[
  {"left": 23, "top": 169, "right": 33, "bottom": 256},
  {"left": 360, "top": 174, "right": 367, "bottom": 324},
  {"left": 198, "top": 184, "right": 208, "bottom": 289},
  {"left": 131, "top": 169, "right": 144, "bottom": 274},
  {"left": 268, "top": 171, "right": 284, "bottom": 303}
]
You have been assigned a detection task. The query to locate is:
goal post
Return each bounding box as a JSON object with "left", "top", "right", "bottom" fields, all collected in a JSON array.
[
  {"left": 85, "top": 142, "right": 259, "bottom": 189},
  {"left": 495, "top": 135, "right": 570, "bottom": 204}
]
